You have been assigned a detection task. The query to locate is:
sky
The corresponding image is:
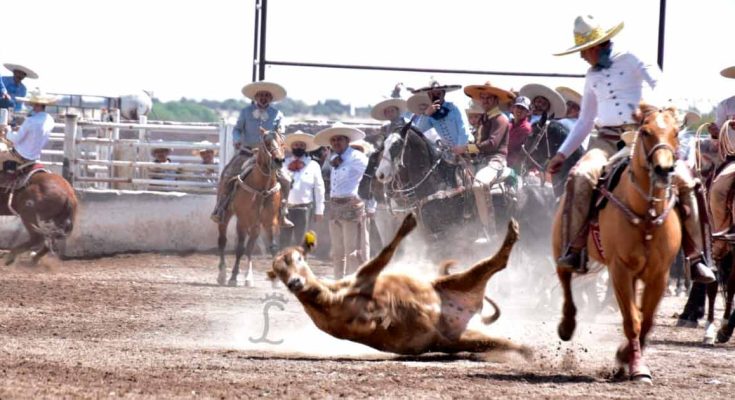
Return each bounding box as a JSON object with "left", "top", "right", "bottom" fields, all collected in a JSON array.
[{"left": 4, "top": 0, "right": 735, "bottom": 112}]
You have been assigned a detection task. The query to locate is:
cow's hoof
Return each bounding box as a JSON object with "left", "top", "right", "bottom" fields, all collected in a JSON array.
[{"left": 557, "top": 318, "right": 575, "bottom": 341}]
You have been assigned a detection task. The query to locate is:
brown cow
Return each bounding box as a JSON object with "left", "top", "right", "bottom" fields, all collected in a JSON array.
[{"left": 268, "top": 213, "right": 531, "bottom": 358}]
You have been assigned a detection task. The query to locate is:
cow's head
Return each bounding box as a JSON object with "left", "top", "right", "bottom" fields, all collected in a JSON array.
[{"left": 268, "top": 231, "right": 317, "bottom": 293}]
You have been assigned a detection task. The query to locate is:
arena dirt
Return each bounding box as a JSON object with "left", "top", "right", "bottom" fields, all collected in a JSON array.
[{"left": 0, "top": 252, "right": 733, "bottom": 399}]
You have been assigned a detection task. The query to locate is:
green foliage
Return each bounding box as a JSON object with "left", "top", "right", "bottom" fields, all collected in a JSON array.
[{"left": 149, "top": 98, "right": 219, "bottom": 122}]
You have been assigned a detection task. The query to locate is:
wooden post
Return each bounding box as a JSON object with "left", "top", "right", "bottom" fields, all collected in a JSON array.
[
  {"left": 218, "top": 120, "right": 228, "bottom": 176},
  {"left": 62, "top": 114, "right": 78, "bottom": 184}
]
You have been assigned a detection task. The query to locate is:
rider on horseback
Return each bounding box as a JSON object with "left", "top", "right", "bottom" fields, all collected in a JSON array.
[
  {"left": 211, "top": 81, "right": 292, "bottom": 227},
  {"left": 457, "top": 82, "right": 516, "bottom": 239},
  {"left": 709, "top": 92, "right": 735, "bottom": 259},
  {"left": 547, "top": 15, "right": 716, "bottom": 284},
  {"left": 0, "top": 88, "right": 55, "bottom": 172}
]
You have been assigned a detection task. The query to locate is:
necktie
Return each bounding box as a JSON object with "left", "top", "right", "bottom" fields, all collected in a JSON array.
[
  {"left": 330, "top": 155, "right": 343, "bottom": 168},
  {"left": 288, "top": 159, "right": 305, "bottom": 172}
]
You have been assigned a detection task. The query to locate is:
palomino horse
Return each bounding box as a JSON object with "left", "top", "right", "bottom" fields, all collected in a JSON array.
[
  {"left": 217, "top": 130, "right": 285, "bottom": 286},
  {"left": 1, "top": 168, "right": 77, "bottom": 265},
  {"left": 553, "top": 104, "right": 681, "bottom": 383}
]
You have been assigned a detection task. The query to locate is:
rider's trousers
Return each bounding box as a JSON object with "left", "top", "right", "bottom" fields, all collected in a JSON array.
[
  {"left": 710, "top": 161, "right": 735, "bottom": 261},
  {"left": 472, "top": 157, "right": 505, "bottom": 236}
]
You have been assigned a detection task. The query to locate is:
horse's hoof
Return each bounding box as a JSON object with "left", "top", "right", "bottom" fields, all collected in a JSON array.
[
  {"left": 243, "top": 278, "right": 254, "bottom": 288},
  {"left": 716, "top": 326, "right": 733, "bottom": 344},
  {"left": 631, "top": 375, "right": 653, "bottom": 385},
  {"left": 703, "top": 322, "right": 716, "bottom": 346},
  {"left": 557, "top": 319, "right": 576, "bottom": 341},
  {"left": 227, "top": 279, "right": 238, "bottom": 287}
]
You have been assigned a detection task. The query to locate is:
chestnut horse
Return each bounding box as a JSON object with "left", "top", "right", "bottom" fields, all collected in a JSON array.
[
  {"left": 552, "top": 105, "right": 681, "bottom": 383},
  {"left": 217, "top": 130, "right": 285, "bottom": 286},
  {"left": 1, "top": 170, "right": 77, "bottom": 265}
]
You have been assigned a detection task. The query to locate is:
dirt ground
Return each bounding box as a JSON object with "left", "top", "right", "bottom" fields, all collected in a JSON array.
[{"left": 0, "top": 251, "right": 733, "bottom": 400}]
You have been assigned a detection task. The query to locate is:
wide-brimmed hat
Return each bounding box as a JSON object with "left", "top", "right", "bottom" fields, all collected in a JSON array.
[
  {"left": 406, "top": 92, "right": 431, "bottom": 115},
  {"left": 151, "top": 147, "right": 173, "bottom": 156},
  {"left": 721, "top": 66, "right": 735, "bottom": 79},
  {"left": 370, "top": 98, "right": 407, "bottom": 121},
  {"left": 410, "top": 80, "right": 462, "bottom": 94},
  {"left": 519, "top": 83, "right": 567, "bottom": 118},
  {"left": 511, "top": 96, "right": 531, "bottom": 111},
  {"left": 191, "top": 140, "right": 218, "bottom": 156},
  {"left": 350, "top": 139, "right": 375, "bottom": 155},
  {"left": 621, "top": 130, "right": 637, "bottom": 147},
  {"left": 284, "top": 130, "right": 319, "bottom": 152},
  {"left": 556, "top": 86, "right": 582, "bottom": 106},
  {"left": 314, "top": 124, "right": 366, "bottom": 147},
  {"left": 465, "top": 101, "right": 485, "bottom": 115},
  {"left": 3, "top": 63, "right": 38, "bottom": 79},
  {"left": 463, "top": 82, "right": 515, "bottom": 106},
  {"left": 241, "top": 81, "right": 286, "bottom": 101},
  {"left": 554, "top": 15, "right": 624, "bottom": 56},
  {"left": 683, "top": 111, "right": 701, "bottom": 127},
  {"left": 16, "top": 88, "right": 56, "bottom": 105}
]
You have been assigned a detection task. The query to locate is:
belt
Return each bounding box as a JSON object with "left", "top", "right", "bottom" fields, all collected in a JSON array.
[
  {"left": 330, "top": 196, "right": 359, "bottom": 204},
  {"left": 288, "top": 203, "right": 311, "bottom": 209},
  {"left": 598, "top": 124, "right": 637, "bottom": 141}
]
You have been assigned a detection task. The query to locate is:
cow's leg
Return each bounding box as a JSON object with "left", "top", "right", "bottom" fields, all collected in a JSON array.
[
  {"left": 433, "top": 219, "right": 519, "bottom": 294},
  {"left": 436, "top": 330, "right": 532, "bottom": 359},
  {"left": 354, "top": 213, "right": 417, "bottom": 284}
]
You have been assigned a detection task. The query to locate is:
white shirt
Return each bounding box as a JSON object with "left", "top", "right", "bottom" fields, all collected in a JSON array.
[
  {"left": 329, "top": 146, "right": 368, "bottom": 199},
  {"left": 282, "top": 155, "right": 326, "bottom": 215},
  {"left": 8, "top": 111, "right": 53, "bottom": 160},
  {"left": 715, "top": 95, "right": 735, "bottom": 127},
  {"left": 559, "top": 52, "right": 662, "bottom": 157}
]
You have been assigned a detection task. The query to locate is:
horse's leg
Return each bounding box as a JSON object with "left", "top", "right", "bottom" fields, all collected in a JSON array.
[
  {"left": 629, "top": 270, "right": 668, "bottom": 383},
  {"left": 717, "top": 253, "right": 735, "bottom": 343},
  {"left": 228, "top": 223, "right": 247, "bottom": 287},
  {"left": 216, "top": 214, "right": 232, "bottom": 286},
  {"left": 609, "top": 265, "right": 646, "bottom": 381},
  {"left": 556, "top": 268, "right": 577, "bottom": 341},
  {"left": 241, "top": 225, "right": 261, "bottom": 287},
  {"left": 30, "top": 245, "right": 50, "bottom": 266},
  {"left": 434, "top": 329, "right": 532, "bottom": 360},
  {"left": 703, "top": 281, "right": 718, "bottom": 346}
]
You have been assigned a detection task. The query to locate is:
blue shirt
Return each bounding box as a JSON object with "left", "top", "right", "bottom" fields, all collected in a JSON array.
[
  {"left": 425, "top": 101, "right": 471, "bottom": 146},
  {"left": 0, "top": 76, "right": 26, "bottom": 112},
  {"left": 232, "top": 104, "right": 284, "bottom": 147}
]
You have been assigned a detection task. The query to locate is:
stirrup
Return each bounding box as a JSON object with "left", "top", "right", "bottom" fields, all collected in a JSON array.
[
  {"left": 556, "top": 248, "right": 588, "bottom": 273},
  {"left": 686, "top": 259, "right": 716, "bottom": 284}
]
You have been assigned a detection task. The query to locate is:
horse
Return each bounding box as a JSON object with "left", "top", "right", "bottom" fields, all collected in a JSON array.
[
  {"left": 0, "top": 168, "right": 77, "bottom": 265},
  {"left": 552, "top": 104, "right": 681, "bottom": 383},
  {"left": 216, "top": 130, "right": 285, "bottom": 286},
  {"left": 374, "top": 125, "right": 472, "bottom": 245}
]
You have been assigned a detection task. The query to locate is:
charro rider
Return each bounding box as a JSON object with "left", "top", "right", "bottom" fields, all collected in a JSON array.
[
  {"left": 410, "top": 80, "right": 471, "bottom": 152},
  {"left": 314, "top": 124, "right": 368, "bottom": 279},
  {"left": 211, "top": 81, "right": 292, "bottom": 226},
  {"left": 0, "top": 88, "right": 55, "bottom": 171},
  {"left": 371, "top": 97, "right": 409, "bottom": 137},
  {"left": 456, "top": 82, "right": 515, "bottom": 239},
  {"left": 0, "top": 63, "right": 38, "bottom": 112},
  {"left": 547, "top": 15, "right": 716, "bottom": 283}
]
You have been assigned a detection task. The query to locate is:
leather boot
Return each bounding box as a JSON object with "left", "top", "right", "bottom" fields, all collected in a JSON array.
[
  {"left": 679, "top": 184, "right": 716, "bottom": 284},
  {"left": 556, "top": 176, "right": 590, "bottom": 273}
]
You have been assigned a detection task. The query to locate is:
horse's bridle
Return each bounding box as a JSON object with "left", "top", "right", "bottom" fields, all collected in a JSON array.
[{"left": 255, "top": 132, "right": 284, "bottom": 177}]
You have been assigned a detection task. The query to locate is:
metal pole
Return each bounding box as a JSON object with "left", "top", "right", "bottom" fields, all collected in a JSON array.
[
  {"left": 657, "top": 0, "right": 666, "bottom": 70},
  {"left": 251, "top": 0, "right": 261, "bottom": 82},
  {"left": 257, "top": 0, "right": 268, "bottom": 81}
]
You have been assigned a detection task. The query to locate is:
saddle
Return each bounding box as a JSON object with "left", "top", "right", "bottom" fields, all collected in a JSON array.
[
  {"left": 593, "top": 156, "right": 630, "bottom": 212},
  {"left": 0, "top": 163, "right": 49, "bottom": 192}
]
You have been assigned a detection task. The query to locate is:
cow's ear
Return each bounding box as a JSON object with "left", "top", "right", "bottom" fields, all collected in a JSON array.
[{"left": 302, "top": 231, "right": 317, "bottom": 254}]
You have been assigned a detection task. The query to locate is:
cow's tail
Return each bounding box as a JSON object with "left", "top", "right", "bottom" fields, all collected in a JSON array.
[{"left": 480, "top": 296, "right": 501, "bottom": 325}]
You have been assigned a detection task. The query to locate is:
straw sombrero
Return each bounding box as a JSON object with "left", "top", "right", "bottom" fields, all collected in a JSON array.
[
  {"left": 410, "top": 80, "right": 462, "bottom": 94},
  {"left": 554, "top": 15, "right": 624, "bottom": 56},
  {"left": 720, "top": 66, "right": 735, "bottom": 79},
  {"left": 284, "top": 131, "right": 319, "bottom": 152},
  {"left": 370, "top": 98, "right": 407, "bottom": 121},
  {"left": 519, "top": 83, "right": 567, "bottom": 118},
  {"left": 350, "top": 139, "right": 375, "bottom": 155},
  {"left": 15, "top": 88, "right": 56, "bottom": 105},
  {"left": 191, "top": 140, "right": 218, "bottom": 156},
  {"left": 241, "top": 81, "right": 286, "bottom": 101},
  {"left": 556, "top": 86, "right": 582, "bottom": 106},
  {"left": 463, "top": 82, "right": 515, "bottom": 106},
  {"left": 3, "top": 63, "right": 38, "bottom": 79},
  {"left": 406, "top": 92, "right": 431, "bottom": 115},
  {"left": 314, "top": 125, "right": 365, "bottom": 147}
]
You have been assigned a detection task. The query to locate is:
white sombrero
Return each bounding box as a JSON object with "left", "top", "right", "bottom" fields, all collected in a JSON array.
[
  {"left": 191, "top": 140, "right": 218, "bottom": 155},
  {"left": 520, "top": 83, "right": 567, "bottom": 118},
  {"left": 556, "top": 86, "right": 582, "bottom": 106},
  {"left": 284, "top": 130, "right": 319, "bottom": 152},
  {"left": 3, "top": 63, "right": 38, "bottom": 79},
  {"left": 15, "top": 88, "right": 56, "bottom": 105},
  {"left": 314, "top": 125, "right": 365, "bottom": 147},
  {"left": 683, "top": 111, "right": 701, "bottom": 127},
  {"left": 406, "top": 92, "right": 431, "bottom": 115},
  {"left": 465, "top": 101, "right": 485, "bottom": 115},
  {"left": 241, "top": 81, "right": 287, "bottom": 101},
  {"left": 370, "top": 98, "right": 407, "bottom": 121},
  {"left": 350, "top": 139, "right": 375, "bottom": 155},
  {"left": 554, "top": 15, "right": 624, "bottom": 56},
  {"left": 721, "top": 66, "right": 735, "bottom": 79}
]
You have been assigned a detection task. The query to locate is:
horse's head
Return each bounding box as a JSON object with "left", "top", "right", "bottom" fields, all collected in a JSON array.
[
  {"left": 260, "top": 128, "right": 286, "bottom": 168},
  {"left": 631, "top": 103, "right": 679, "bottom": 186},
  {"left": 375, "top": 132, "right": 403, "bottom": 183}
]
